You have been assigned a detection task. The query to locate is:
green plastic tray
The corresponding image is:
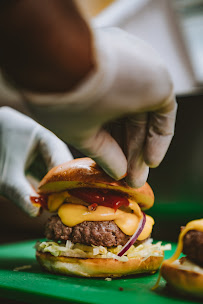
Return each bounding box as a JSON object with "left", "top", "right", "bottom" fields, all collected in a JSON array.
[{"left": 0, "top": 240, "right": 200, "bottom": 304}]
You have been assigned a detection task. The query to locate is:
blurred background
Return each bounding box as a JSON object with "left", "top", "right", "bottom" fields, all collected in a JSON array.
[{"left": 0, "top": 0, "right": 203, "bottom": 244}]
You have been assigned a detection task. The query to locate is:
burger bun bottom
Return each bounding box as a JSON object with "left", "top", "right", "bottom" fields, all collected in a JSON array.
[
  {"left": 36, "top": 251, "right": 163, "bottom": 278},
  {"left": 161, "top": 260, "right": 203, "bottom": 298}
]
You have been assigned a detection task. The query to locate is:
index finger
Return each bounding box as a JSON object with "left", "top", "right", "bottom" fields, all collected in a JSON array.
[{"left": 144, "top": 94, "right": 177, "bottom": 167}]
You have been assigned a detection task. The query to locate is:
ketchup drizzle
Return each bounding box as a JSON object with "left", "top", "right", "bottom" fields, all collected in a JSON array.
[
  {"left": 69, "top": 188, "right": 129, "bottom": 211},
  {"left": 30, "top": 189, "right": 129, "bottom": 211},
  {"left": 30, "top": 195, "right": 48, "bottom": 209}
]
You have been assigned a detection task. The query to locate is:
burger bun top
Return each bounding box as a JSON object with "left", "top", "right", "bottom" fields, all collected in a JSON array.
[{"left": 38, "top": 158, "right": 154, "bottom": 210}]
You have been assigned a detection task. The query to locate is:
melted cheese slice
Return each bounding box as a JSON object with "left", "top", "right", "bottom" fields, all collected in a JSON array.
[
  {"left": 58, "top": 203, "right": 154, "bottom": 238},
  {"left": 165, "top": 219, "right": 203, "bottom": 264},
  {"left": 48, "top": 190, "right": 154, "bottom": 238},
  {"left": 48, "top": 191, "right": 69, "bottom": 212},
  {"left": 48, "top": 191, "right": 87, "bottom": 211}
]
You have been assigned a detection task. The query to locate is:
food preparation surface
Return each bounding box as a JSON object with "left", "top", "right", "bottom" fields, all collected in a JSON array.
[{"left": 0, "top": 240, "right": 201, "bottom": 304}]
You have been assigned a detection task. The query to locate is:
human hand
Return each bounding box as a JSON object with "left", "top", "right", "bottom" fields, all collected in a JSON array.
[
  {"left": 0, "top": 107, "right": 73, "bottom": 216},
  {"left": 23, "top": 27, "right": 177, "bottom": 188}
]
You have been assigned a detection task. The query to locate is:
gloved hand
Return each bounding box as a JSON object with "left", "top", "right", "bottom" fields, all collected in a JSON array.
[
  {"left": 22, "top": 27, "right": 177, "bottom": 188},
  {"left": 0, "top": 107, "right": 73, "bottom": 216}
]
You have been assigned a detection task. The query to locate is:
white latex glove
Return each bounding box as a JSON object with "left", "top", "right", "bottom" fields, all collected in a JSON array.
[
  {"left": 22, "top": 27, "right": 177, "bottom": 188},
  {"left": 0, "top": 107, "right": 73, "bottom": 216}
]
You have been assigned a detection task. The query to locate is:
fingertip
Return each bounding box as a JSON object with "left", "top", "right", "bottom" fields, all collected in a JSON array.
[
  {"left": 119, "top": 171, "right": 128, "bottom": 180},
  {"left": 94, "top": 155, "right": 127, "bottom": 181},
  {"left": 126, "top": 173, "right": 148, "bottom": 188},
  {"left": 144, "top": 155, "right": 161, "bottom": 168},
  {"left": 144, "top": 103, "right": 177, "bottom": 169},
  {"left": 80, "top": 129, "right": 128, "bottom": 182},
  {"left": 144, "top": 136, "right": 171, "bottom": 168},
  {"left": 126, "top": 162, "right": 149, "bottom": 188}
]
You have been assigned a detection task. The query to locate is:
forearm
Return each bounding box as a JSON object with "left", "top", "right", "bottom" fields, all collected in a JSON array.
[{"left": 0, "top": 0, "right": 95, "bottom": 93}]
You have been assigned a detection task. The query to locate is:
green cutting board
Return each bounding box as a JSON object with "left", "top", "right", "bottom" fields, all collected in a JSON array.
[{"left": 0, "top": 240, "right": 200, "bottom": 304}]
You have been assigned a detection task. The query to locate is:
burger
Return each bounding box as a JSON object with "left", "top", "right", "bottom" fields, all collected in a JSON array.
[
  {"left": 33, "top": 157, "right": 168, "bottom": 277},
  {"left": 161, "top": 219, "right": 203, "bottom": 298}
]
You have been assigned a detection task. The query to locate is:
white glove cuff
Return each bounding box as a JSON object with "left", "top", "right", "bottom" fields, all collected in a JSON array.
[{"left": 21, "top": 30, "right": 116, "bottom": 107}]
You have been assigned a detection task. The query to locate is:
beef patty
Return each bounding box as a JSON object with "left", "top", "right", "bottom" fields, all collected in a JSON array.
[
  {"left": 45, "top": 215, "right": 144, "bottom": 247},
  {"left": 183, "top": 230, "right": 203, "bottom": 266}
]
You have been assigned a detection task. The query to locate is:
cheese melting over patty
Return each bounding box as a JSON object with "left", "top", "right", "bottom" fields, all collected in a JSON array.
[{"left": 47, "top": 191, "right": 154, "bottom": 238}]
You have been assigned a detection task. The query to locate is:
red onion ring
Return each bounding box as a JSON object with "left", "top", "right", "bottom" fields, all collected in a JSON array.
[{"left": 117, "top": 212, "right": 146, "bottom": 257}]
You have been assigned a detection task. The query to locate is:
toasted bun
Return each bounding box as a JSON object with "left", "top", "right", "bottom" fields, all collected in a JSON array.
[
  {"left": 36, "top": 251, "right": 163, "bottom": 278},
  {"left": 38, "top": 158, "right": 154, "bottom": 210},
  {"left": 161, "top": 261, "right": 203, "bottom": 298}
]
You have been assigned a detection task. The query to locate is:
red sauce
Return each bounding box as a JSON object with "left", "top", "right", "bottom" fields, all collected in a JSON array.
[
  {"left": 30, "top": 189, "right": 129, "bottom": 212},
  {"left": 69, "top": 188, "right": 129, "bottom": 211},
  {"left": 30, "top": 195, "right": 48, "bottom": 209}
]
